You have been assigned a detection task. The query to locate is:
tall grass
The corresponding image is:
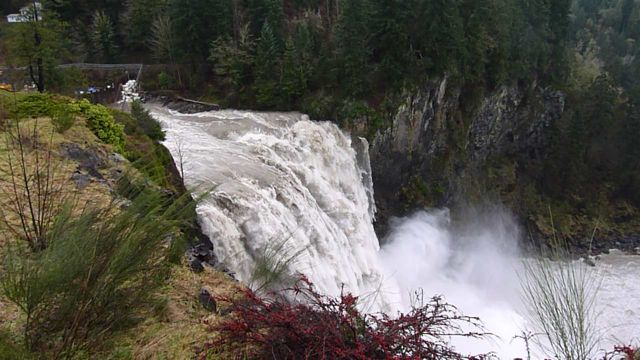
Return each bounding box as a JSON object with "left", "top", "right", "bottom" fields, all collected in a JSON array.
[
  {"left": 520, "top": 211, "right": 601, "bottom": 360},
  {"left": 1, "top": 178, "right": 196, "bottom": 358},
  {"left": 250, "top": 234, "right": 306, "bottom": 292}
]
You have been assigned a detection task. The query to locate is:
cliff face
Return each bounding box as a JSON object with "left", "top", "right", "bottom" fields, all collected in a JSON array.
[{"left": 369, "top": 78, "right": 568, "bottom": 243}]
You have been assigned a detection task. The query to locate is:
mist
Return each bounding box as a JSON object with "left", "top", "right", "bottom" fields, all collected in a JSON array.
[{"left": 378, "top": 208, "right": 528, "bottom": 358}]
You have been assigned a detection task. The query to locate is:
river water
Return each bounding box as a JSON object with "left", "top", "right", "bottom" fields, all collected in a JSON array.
[{"left": 150, "top": 107, "right": 640, "bottom": 359}]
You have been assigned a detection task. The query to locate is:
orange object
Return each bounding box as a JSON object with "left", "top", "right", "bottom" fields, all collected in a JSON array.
[{"left": 0, "top": 83, "right": 13, "bottom": 92}]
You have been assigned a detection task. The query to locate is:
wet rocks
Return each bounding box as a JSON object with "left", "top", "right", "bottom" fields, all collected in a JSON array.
[
  {"left": 60, "top": 143, "right": 111, "bottom": 190},
  {"left": 369, "top": 78, "right": 566, "bottom": 239},
  {"left": 199, "top": 288, "right": 217, "bottom": 312},
  {"left": 59, "top": 143, "right": 107, "bottom": 179},
  {"left": 143, "top": 92, "right": 219, "bottom": 114},
  {"left": 109, "top": 152, "right": 127, "bottom": 163},
  {"left": 166, "top": 98, "right": 219, "bottom": 114},
  {"left": 186, "top": 242, "right": 219, "bottom": 273},
  {"left": 70, "top": 171, "right": 91, "bottom": 190}
]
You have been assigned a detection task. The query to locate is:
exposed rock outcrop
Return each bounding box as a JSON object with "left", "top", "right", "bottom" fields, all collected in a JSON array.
[{"left": 370, "top": 78, "right": 566, "bottom": 241}]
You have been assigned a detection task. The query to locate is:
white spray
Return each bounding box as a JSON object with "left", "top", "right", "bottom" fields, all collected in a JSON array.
[{"left": 151, "top": 107, "right": 640, "bottom": 358}]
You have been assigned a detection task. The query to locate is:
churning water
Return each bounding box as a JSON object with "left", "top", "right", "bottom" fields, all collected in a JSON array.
[{"left": 151, "top": 107, "right": 640, "bottom": 359}]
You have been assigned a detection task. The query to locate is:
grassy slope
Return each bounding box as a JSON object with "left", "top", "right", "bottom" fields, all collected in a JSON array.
[{"left": 0, "top": 92, "right": 240, "bottom": 359}]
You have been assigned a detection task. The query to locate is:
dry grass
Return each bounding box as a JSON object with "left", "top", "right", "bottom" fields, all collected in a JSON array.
[
  {"left": 0, "top": 113, "right": 243, "bottom": 359},
  {"left": 102, "top": 264, "right": 242, "bottom": 360},
  {"left": 0, "top": 116, "right": 114, "bottom": 322}
]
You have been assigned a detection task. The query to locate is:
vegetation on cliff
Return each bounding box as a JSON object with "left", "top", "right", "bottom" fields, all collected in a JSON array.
[{"left": 0, "top": 92, "right": 240, "bottom": 359}]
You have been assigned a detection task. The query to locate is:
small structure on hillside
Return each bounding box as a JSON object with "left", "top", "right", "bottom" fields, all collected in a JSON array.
[{"left": 6, "top": 2, "right": 42, "bottom": 23}]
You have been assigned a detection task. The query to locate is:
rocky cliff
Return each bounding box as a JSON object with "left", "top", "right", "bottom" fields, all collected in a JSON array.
[{"left": 368, "top": 78, "right": 638, "bottom": 251}]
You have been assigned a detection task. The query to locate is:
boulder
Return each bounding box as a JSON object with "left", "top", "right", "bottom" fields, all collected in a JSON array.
[
  {"left": 199, "top": 288, "right": 217, "bottom": 313},
  {"left": 59, "top": 143, "right": 107, "bottom": 179},
  {"left": 186, "top": 242, "right": 218, "bottom": 273},
  {"left": 71, "top": 171, "right": 91, "bottom": 190}
]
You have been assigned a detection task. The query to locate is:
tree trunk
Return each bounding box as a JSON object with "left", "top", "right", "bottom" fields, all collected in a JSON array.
[{"left": 31, "top": 0, "right": 44, "bottom": 92}]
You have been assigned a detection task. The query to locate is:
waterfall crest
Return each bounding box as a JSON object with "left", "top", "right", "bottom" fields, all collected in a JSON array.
[{"left": 151, "top": 107, "right": 398, "bottom": 310}]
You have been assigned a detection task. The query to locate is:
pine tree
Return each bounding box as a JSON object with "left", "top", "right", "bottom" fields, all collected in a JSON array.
[
  {"left": 370, "top": 0, "right": 411, "bottom": 88},
  {"left": 121, "top": 0, "right": 168, "bottom": 50},
  {"left": 408, "top": 0, "right": 465, "bottom": 77},
  {"left": 459, "top": 0, "right": 493, "bottom": 82},
  {"left": 91, "top": 10, "right": 118, "bottom": 62},
  {"left": 253, "top": 21, "right": 281, "bottom": 108},
  {"left": 170, "top": 0, "right": 233, "bottom": 61},
  {"left": 334, "top": 0, "right": 372, "bottom": 96},
  {"left": 247, "top": 0, "right": 284, "bottom": 41},
  {"left": 149, "top": 14, "right": 182, "bottom": 86},
  {"left": 210, "top": 24, "right": 255, "bottom": 91},
  {"left": 281, "top": 38, "right": 308, "bottom": 105}
]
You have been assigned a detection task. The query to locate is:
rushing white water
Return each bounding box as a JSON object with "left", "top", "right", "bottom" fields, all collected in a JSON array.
[
  {"left": 151, "top": 106, "right": 400, "bottom": 311},
  {"left": 378, "top": 210, "right": 640, "bottom": 359},
  {"left": 152, "top": 107, "right": 640, "bottom": 359}
]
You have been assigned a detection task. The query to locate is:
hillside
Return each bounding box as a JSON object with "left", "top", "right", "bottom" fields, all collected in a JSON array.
[{"left": 0, "top": 92, "right": 240, "bottom": 359}]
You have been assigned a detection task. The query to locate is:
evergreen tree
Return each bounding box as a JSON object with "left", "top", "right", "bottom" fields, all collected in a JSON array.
[
  {"left": 369, "top": 0, "right": 411, "bottom": 88},
  {"left": 170, "top": 0, "right": 233, "bottom": 61},
  {"left": 619, "top": 0, "right": 635, "bottom": 35},
  {"left": 334, "top": 0, "right": 372, "bottom": 96},
  {"left": 253, "top": 21, "right": 281, "bottom": 107},
  {"left": 548, "top": 0, "right": 572, "bottom": 80},
  {"left": 121, "top": 0, "right": 167, "bottom": 51},
  {"left": 281, "top": 38, "right": 308, "bottom": 105},
  {"left": 6, "top": 11, "right": 71, "bottom": 91},
  {"left": 407, "top": 0, "right": 465, "bottom": 77},
  {"left": 247, "top": 0, "right": 285, "bottom": 42},
  {"left": 210, "top": 24, "right": 255, "bottom": 96},
  {"left": 459, "top": 0, "right": 493, "bottom": 82},
  {"left": 149, "top": 14, "right": 182, "bottom": 86},
  {"left": 90, "top": 10, "right": 118, "bottom": 62}
]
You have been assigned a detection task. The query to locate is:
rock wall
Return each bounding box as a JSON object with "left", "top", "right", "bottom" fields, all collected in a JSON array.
[{"left": 370, "top": 78, "right": 566, "bottom": 241}]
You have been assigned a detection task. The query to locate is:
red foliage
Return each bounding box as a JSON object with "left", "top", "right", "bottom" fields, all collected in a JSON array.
[
  {"left": 601, "top": 345, "right": 638, "bottom": 360},
  {"left": 201, "top": 276, "right": 488, "bottom": 359}
]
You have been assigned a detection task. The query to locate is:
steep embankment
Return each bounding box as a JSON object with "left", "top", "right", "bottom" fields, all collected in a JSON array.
[
  {"left": 0, "top": 93, "right": 240, "bottom": 359},
  {"left": 369, "top": 78, "right": 639, "bottom": 252}
]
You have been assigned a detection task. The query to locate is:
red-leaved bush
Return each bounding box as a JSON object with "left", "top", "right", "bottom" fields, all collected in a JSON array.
[
  {"left": 201, "top": 276, "right": 488, "bottom": 359},
  {"left": 601, "top": 345, "right": 639, "bottom": 360}
]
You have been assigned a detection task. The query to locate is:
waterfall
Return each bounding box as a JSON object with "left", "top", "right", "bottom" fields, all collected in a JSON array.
[
  {"left": 150, "top": 106, "right": 640, "bottom": 358},
  {"left": 151, "top": 106, "right": 399, "bottom": 311}
]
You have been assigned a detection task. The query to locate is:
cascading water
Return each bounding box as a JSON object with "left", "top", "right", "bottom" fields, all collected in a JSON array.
[
  {"left": 151, "top": 106, "right": 400, "bottom": 312},
  {"left": 151, "top": 106, "right": 639, "bottom": 359}
]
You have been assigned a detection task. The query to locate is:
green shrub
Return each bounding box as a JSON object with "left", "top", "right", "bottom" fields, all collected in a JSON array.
[
  {"left": 8, "top": 94, "right": 78, "bottom": 134},
  {"left": 10, "top": 93, "right": 60, "bottom": 119},
  {"left": 338, "top": 100, "right": 384, "bottom": 137},
  {"left": 131, "top": 101, "right": 165, "bottom": 141},
  {"left": 108, "top": 108, "right": 138, "bottom": 135},
  {"left": 47, "top": 67, "right": 89, "bottom": 95},
  {"left": 157, "top": 71, "right": 174, "bottom": 90},
  {"left": 300, "top": 93, "right": 336, "bottom": 121},
  {"left": 520, "top": 234, "right": 601, "bottom": 360},
  {"left": 0, "top": 331, "right": 35, "bottom": 360},
  {"left": 78, "top": 99, "right": 125, "bottom": 152},
  {"left": 250, "top": 237, "right": 305, "bottom": 292},
  {"left": 51, "top": 111, "right": 75, "bottom": 133},
  {"left": 0, "top": 181, "right": 196, "bottom": 358}
]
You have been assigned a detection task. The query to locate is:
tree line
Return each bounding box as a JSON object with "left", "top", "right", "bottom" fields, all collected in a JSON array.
[
  {"left": 543, "top": 0, "right": 640, "bottom": 208},
  {"left": 4, "top": 0, "right": 572, "bottom": 114}
]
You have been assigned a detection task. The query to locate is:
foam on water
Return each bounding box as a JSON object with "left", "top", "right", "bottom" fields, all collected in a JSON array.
[
  {"left": 151, "top": 106, "right": 400, "bottom": 311},
  {"left": 151, "top": 107, "right": 640, "bottom": 358}
]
